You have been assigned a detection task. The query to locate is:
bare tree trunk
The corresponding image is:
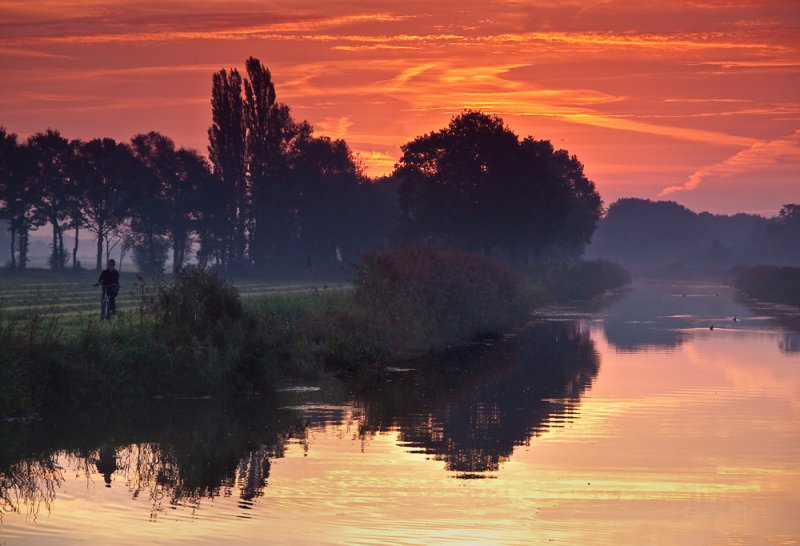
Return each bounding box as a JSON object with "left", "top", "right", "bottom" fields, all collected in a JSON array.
[
  {"left": 172, "top": 230, "right": 184, "bottom": 274},
  {"left": 51, "top": 222, "right": 59, "bottom": 270},
  {"left": 97, "top": 230, "right": 104, "bottom": 271},
  {"left": 72, "top": 226, "right": 79, "bottom": 268},
  {"left": 9, "top": 226, "right": 16, "bottom": 269},
  {"left": 19, "top": 228, "right": 28, "bottom": 270},
  {"left": 58, "top": 227, "right": 65, "bottom": 268}
]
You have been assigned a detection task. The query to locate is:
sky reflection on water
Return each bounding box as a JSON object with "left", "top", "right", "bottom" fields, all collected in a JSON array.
[{"left": 1, "top": 280, "right": 799, "bottom": 545}]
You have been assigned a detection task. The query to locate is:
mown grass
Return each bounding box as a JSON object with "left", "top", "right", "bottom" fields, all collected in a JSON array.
[{"left": 0, "top": 269, "right": 347, "bottom": 322}]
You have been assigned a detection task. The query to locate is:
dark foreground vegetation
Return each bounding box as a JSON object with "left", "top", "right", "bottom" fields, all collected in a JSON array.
[
  {"left": 0, "top": 248, "right": 629, "bottom": 418},
  {"left": 735, "top": 266, "right": 800, "bottom": 308}
]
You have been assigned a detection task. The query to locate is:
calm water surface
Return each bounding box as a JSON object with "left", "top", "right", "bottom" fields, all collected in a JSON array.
[{"left": 2, "top": 280, "right": 799, "bottom": 545}]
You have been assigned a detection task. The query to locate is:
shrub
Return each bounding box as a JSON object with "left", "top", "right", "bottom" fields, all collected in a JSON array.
[
  {"left": 0, "top": 309, "right": 69, "bottom": 415},
  {"left": 736, "top": 266, "right": 800, "bottom": 307},
  {"left": 152, "top": 267, "right": 274, "bottom": 392},
  {"left": 154, "top": 267, "right": 243, "bottom": 352},
  {"left": 538, "top": 259, "right": 631, "bottom": 300},
  {"left": 347, "top": 246, "right": 530, "bottom": 357}
]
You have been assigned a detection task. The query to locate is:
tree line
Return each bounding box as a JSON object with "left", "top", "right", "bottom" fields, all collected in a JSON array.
[
  {"left": 1, "top": 56, "right": 603, "bottom": 276},
  {"left": 587, "top": 198, "right": 800, "bottom": 271}
]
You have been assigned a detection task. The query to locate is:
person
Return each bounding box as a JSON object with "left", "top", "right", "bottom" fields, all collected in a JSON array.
[
  {"left": 96, "top": 259, "right": 120, "bottom": 318},
  {"left": 95, "top": 447, "right": 117, "bottom": 487}
]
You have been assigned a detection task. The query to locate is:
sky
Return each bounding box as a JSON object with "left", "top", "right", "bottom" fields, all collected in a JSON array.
[{"left": 0, "top": 0, "right": 798, "bottom": 215}]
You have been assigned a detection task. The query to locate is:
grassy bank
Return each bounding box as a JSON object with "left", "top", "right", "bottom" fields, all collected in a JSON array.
[
  {"left": 0, "top": 268, "right": 347, "bottom": 320},
  {"left": 735, "top": 266, "right": 800, "bottom": 308},
  {"left": 0, "top": 249, "right": 630, "bottom": 418}
]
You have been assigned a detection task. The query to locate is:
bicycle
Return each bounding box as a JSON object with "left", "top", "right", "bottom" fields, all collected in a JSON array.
[{"left": 94, "top": 283, "right": 119, "bottom": 321}]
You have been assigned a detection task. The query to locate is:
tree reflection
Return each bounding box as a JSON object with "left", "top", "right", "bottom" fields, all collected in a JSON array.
[
  {"left": 780, "top": 332, "right": 800, "bottom": 353},
  {"left": 0, "top": 399, "right": 307, "bottom": 519},
  {"left": 354, "top": 320, "right": 600, "bottom": 476},
  {"left": 0, "top": 456, "right": 62, "bottom": 520}
]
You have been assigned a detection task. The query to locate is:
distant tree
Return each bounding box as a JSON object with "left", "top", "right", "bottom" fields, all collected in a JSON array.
[
  {"left": 129, "top": 132, "right": 173, "bottom": 276},
  {"left": 73, "top": 138, "right": 136, "bottom": 271},
  {"left": 65, "top": 142, "right": 85, "bottom": 269},
  {"left": 395, "top": 111, "right": 602, "bottom": 267},
  {"left": 0, "top": 219, "right": 8, "bottom": 265},
  {"left": 27, "top": 130, "right": 76, "bottom": 270},
  {"left": 767, "top": 203, "right": 800, "bottom": 266},
  {"left": 194, "top": 170, "right": 228, "bottom": 270},
  {"left": 169, "top": 149, "right": 213, "bottom": 272},
  {"left": 250, "top": 104, "right": 311, "bottom": 268},
  {"left": 208, "top": 67, "right": 247, "bottom": 270},
  {"left": 0, "top": 129, "right": 42, "bottom": 269},
  {"left": 583, "top": 198, "right": 798, "bottom": 270},
  {"left": 293, "top": 134, "right": 368, "bottom": 273},
  {"left": 777, "top": 203, "right": 800, "bottom": 224},
  {"left": 587, "top": 198, "right": 702, "bottom": 268}
]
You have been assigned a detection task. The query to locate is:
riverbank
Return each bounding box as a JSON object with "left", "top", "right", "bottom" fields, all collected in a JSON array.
[
  {"left": 735, "top": 266, "right": 800, "bottom": 308},
  {"left": 0, "top": 248, "right": 631, "bottom": 418}
]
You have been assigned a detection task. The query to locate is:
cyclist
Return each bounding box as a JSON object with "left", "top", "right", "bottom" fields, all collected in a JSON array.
[{"left": 96, "top": 259, "right": 120, "bottom": 319}]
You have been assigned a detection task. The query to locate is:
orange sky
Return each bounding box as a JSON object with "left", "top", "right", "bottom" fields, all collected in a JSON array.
[{"left": 1, "top": 0, "right": 798, "bottom": 215}]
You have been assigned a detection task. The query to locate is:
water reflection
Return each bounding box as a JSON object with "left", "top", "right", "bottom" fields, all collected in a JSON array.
[
  {"left": 0, "top": 400, "right": 308, "bottom": 520},
  {"left": 353, "top": 320, "right": 599, "bottom": 476},
  {"left": 602, "top": 280, "right": 800, "bottom": 353},
  {"left": 0, "top": 320, "right": 600, "bottom": 517}
]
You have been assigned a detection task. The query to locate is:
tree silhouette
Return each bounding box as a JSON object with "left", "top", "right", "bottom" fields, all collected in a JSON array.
[
  {"left": 208, "top": 68, "right": 247, "bottom": 271},
  {"left": 73, "top": 138, "right": 135, "bottom": 271},
  {"left": 768, "top": 203, "right": 800, "bottom": 264},
  {"left": 587, "top": 198, "right": 799, "bottom": 270},
  {"left": 168, "top": 149, "right": 213, "bottom": 272},
  {"left": 27, "top": 130, "right": 75, "bottom": 270},
  {"left": 0, "top": 129, "right": 42, "bottom": 269},
  {"left": 395, "top": 111, "right": 602, "bottom": 268},
  {"left": 243, "top": 56, "right": 278, "bottom": 268},
  {"left": 129, "top": 132, "right": 173, "bottom": 275}
]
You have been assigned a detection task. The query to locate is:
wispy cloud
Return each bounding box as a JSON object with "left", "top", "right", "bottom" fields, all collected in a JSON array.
[
  {"left": 315, "top": 116, "right": 354, "bottom": 139},
  {"left": 0, "top": 47, "right": 69, "bottom": 59},
  {"left": 357, "top": 150, "right": 397, "bottom": 176},
  {"left": 0, "top": 13, "right": 412, "bottom": 45},
  {"left": 1, "top": 0, "right": 797, "bottom": 213},
  {"left": 659, "top": 130, "right": 800, "bottom": 196}
]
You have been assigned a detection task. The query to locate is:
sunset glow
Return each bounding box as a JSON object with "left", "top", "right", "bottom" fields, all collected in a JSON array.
[{"left": 1, "top": 0, "right": 798, "bottom": 214}]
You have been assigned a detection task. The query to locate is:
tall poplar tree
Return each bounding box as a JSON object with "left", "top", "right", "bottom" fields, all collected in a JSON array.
[
  {"left": 208, "top": 68, "right": 247, "bottom": 270},
  {"left": 243, "top": 57, "right": 277, "bottom": 267}
]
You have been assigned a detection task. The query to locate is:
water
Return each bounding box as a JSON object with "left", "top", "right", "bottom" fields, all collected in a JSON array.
[{"left": 2, "top": 280, "right": 799, "bottom": 545}]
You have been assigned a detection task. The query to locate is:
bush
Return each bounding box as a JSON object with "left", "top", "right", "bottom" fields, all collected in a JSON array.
[
  {"left": 538, "top": 259, "right": 631, "bottom": 300},
  {"left": 736, "top": 266, "right": 800, "bottom": 307},
  {"left": 152, "top": 267, "right": 274, "bottom": 392},
  {"left": 342, "top": 246, "right": 530, "bottom": 358},
  {"left": 0, "top": 310, "right": 68, "bottom": 415}
]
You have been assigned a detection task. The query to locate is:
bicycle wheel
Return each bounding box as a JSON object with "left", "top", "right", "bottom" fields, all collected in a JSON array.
[{"left": 101, "top": 294, "right": 111, "bottom": 320}]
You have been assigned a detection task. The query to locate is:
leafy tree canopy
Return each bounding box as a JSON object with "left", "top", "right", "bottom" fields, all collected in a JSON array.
[{"left": 394, "top": 111, "right": 602, "bottom": 265}]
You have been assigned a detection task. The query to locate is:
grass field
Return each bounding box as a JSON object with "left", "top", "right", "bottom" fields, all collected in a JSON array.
[{"left": 0, "top": 269, "right": 350, "bottom": 320}]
